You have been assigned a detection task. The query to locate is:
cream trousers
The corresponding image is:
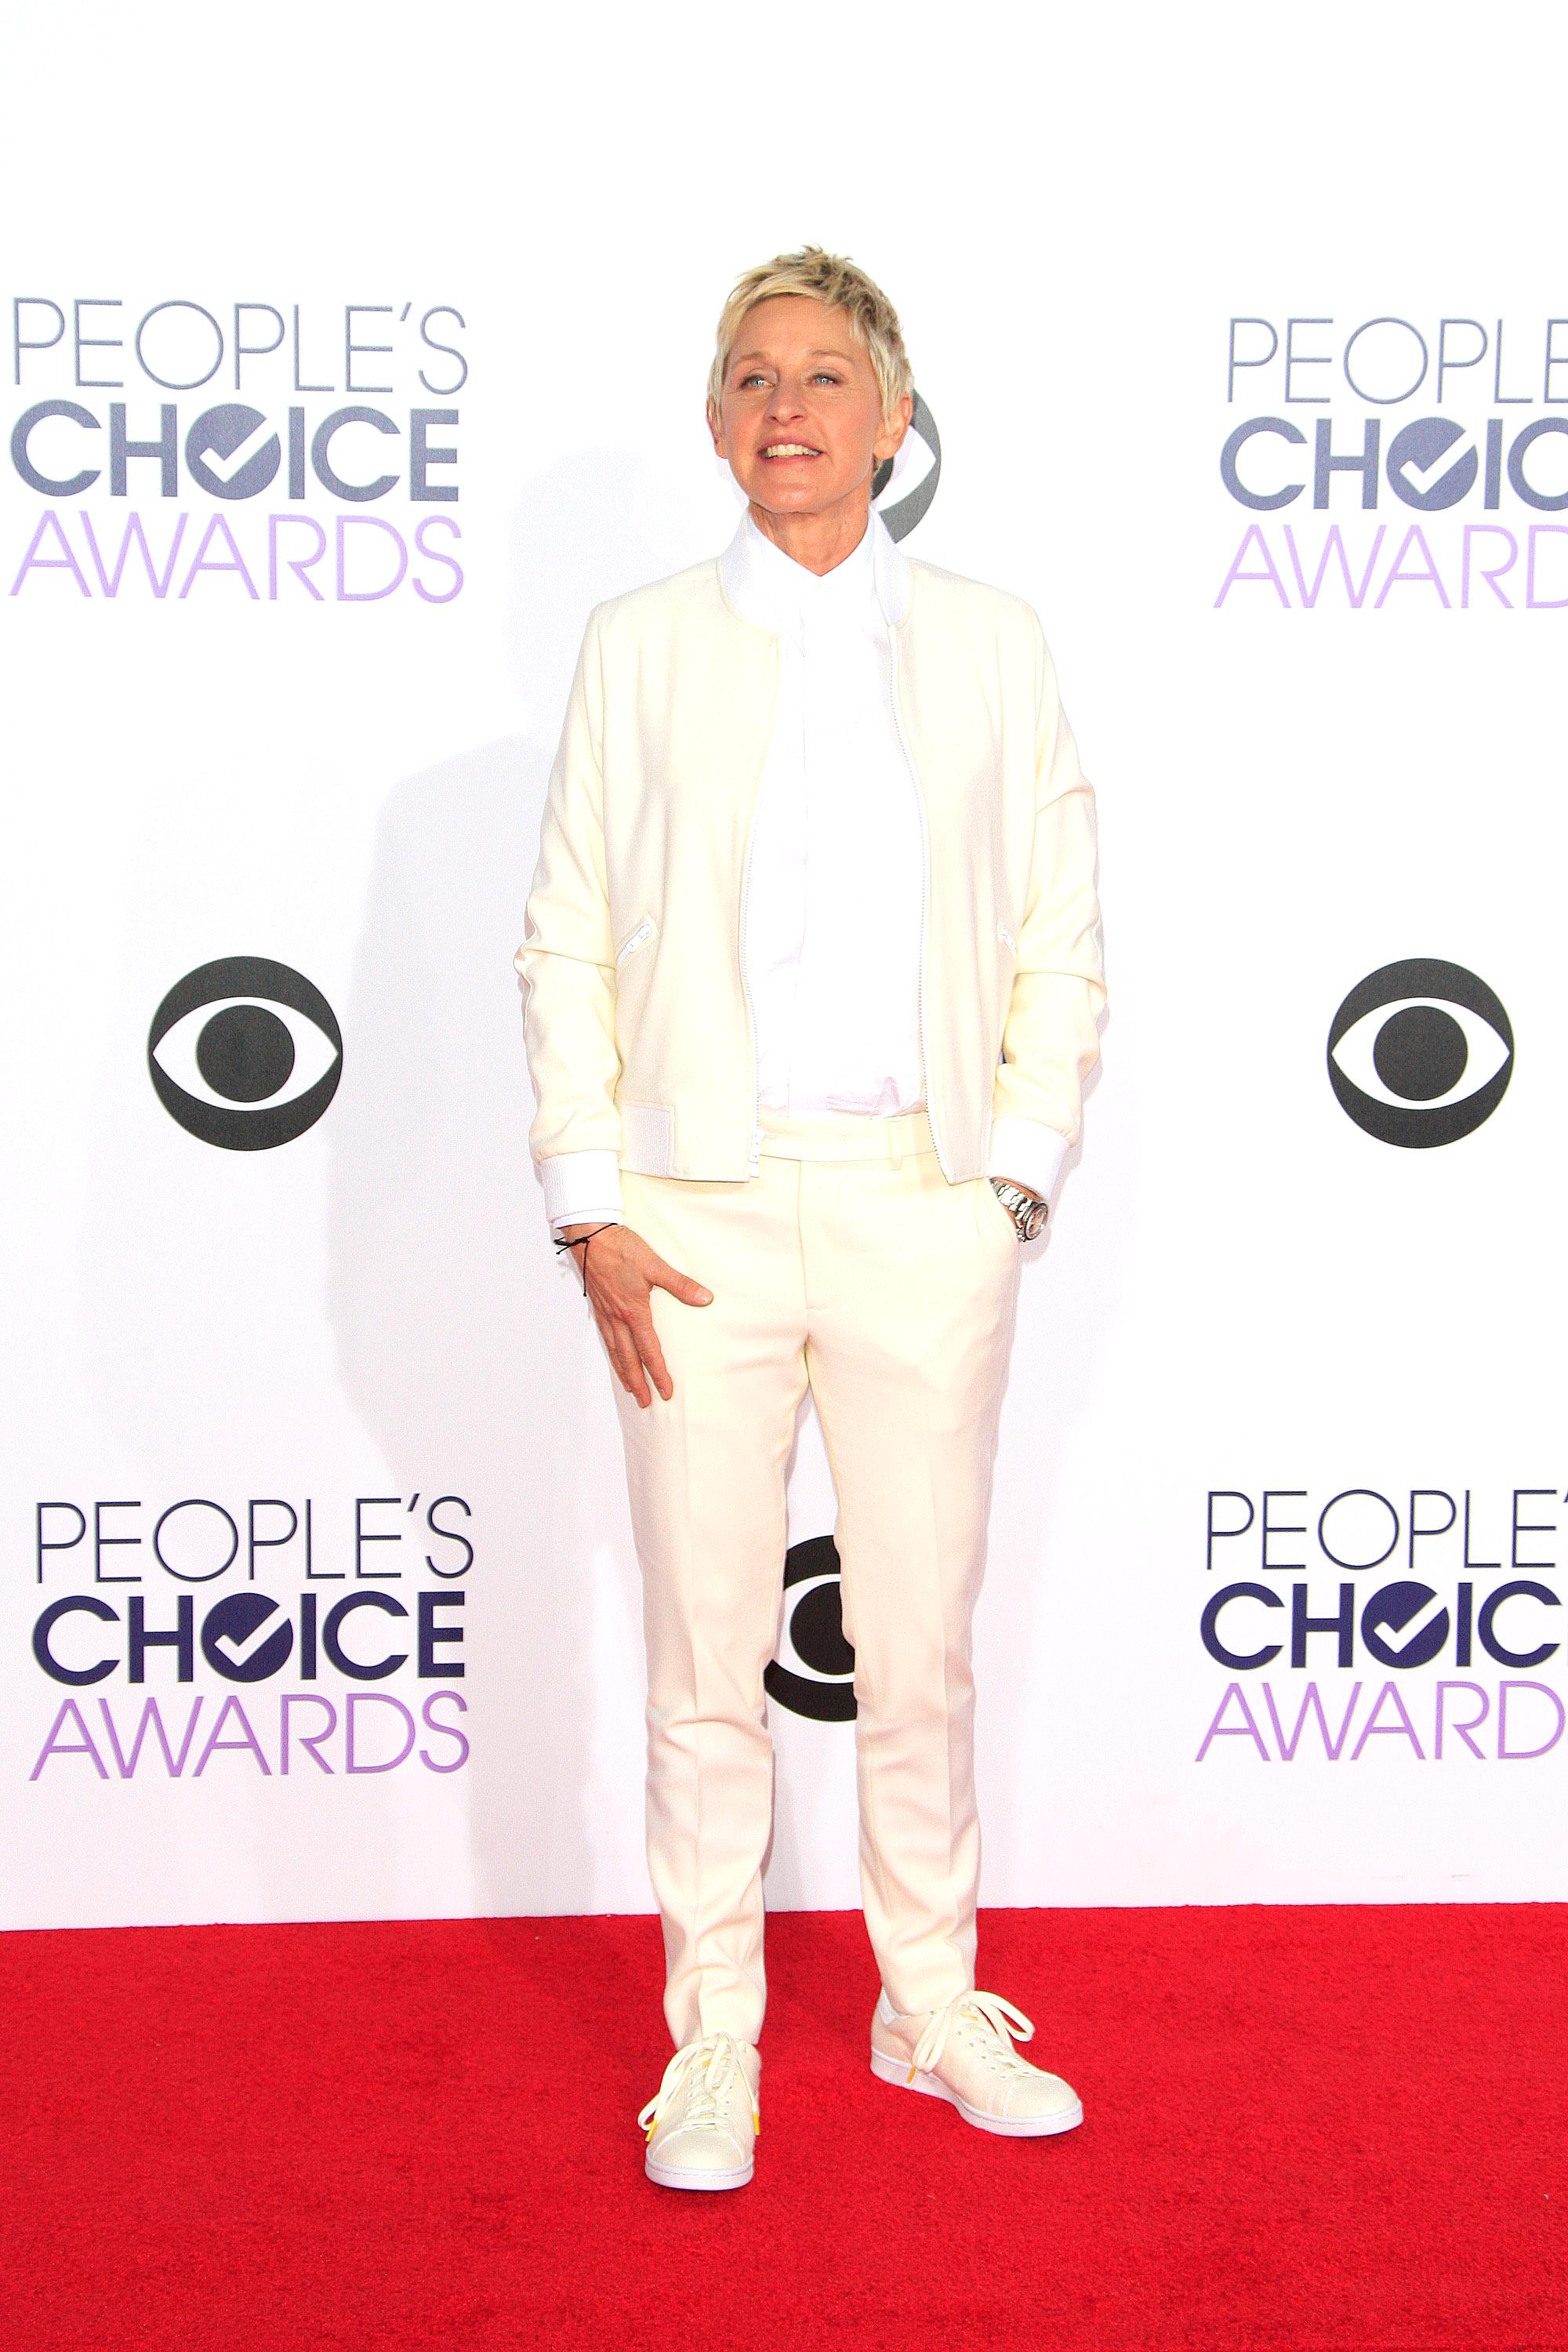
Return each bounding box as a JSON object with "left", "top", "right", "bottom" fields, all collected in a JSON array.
[{"left": 611, "top": 1103, "right": 1024, "bottom": 2049}]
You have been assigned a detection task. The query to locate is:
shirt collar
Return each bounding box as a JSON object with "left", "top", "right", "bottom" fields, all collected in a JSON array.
[{"left": 719, "top": 503, "right": 912, "bottom": 635}]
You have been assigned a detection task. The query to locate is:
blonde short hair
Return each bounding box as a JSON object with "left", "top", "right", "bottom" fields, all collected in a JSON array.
[{"left": 706, "top": 245, "right": 913, "bottom": 422}]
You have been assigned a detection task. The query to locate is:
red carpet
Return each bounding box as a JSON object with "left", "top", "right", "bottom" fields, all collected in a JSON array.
[{"left": 2, "top": 1905, "right": 1563, "bottom": 2351}]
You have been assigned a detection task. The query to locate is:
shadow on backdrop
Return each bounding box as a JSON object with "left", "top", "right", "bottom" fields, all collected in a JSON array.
[{"left": 325, "top": 452, "right": 711, "bottom": 1922}]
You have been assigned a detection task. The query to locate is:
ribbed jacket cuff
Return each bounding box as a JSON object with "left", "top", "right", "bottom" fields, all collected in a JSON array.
[
  {"left": 541, "top": 1149, "right": 625, "bottom": 1232},
  {"left": 985, "top": 1116, "right": 1070, "bottom": 1206}
]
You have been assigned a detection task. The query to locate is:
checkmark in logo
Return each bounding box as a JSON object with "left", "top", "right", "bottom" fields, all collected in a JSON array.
[
  {"left": 185, "top": 401, "right": 282, "bottom": 501},
  {"left": 199, "top": 1591, "right": 295, "bottom": 1682},
  {"left": 210, "top": 1612, "right": 284, "bottom": 1666},
  {"left": 1388, "top": 416, "right": 1477, "bottom": 511},
  {"left": 200, "top": 421, "right": 279, "bottom": 484},
  {"left": 1399, "top": 436, "right": 1472, "bottom": 496},
  {"left": 1360, "top": 1581, "right": 1450, "bottom": 1671}
]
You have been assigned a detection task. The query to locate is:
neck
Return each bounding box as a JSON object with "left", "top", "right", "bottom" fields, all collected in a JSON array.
[{"left": 747, "top": 485, "right": 873, "bottom": 576}]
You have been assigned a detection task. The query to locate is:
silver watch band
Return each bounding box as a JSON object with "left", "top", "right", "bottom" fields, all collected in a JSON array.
[{"left": 989, "top": 1178, "right": 1048, "bottom": 1243}]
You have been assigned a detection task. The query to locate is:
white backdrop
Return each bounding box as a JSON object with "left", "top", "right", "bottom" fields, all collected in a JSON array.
[{"left": 4, "top": 0, "right": 1565, "bottom": 1932}]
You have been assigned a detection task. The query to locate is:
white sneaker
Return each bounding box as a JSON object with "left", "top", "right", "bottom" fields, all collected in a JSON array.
[
  {"left": 870, "top": 1987, "right": 1083, "bottom": 2137},
  {"left": 637, "top": 2032, "right": 760, "bottom": 2190}
]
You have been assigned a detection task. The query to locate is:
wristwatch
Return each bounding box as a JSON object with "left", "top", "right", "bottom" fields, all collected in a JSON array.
[{"left": 989, "top": 1178, "right": 1049, "bottom": 1243}]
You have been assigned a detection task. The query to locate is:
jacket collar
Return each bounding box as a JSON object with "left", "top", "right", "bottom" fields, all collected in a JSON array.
[{"left": 718, "top": 504, "right": 912, "bottom": 633}]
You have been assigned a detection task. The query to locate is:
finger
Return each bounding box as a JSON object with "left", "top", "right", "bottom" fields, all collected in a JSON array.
[
  {"left": 604, "top": 1316, "right": 651, "bottom": 1408},
  {"left": 630, "top": 1318, "right": 673, "bottom": 1403},
  {"left": 647, "top": 1254, "right": 712, "bottom": 1307}
]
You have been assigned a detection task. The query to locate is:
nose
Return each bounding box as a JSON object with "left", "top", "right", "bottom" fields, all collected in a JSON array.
[{"left": 766, "top": 378, "right": 806, "bottom": 423}]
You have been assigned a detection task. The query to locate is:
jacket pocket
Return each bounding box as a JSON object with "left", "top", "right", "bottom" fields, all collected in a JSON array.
[{"left": 614, "top": 916, "right": 656, "bottom": 967}]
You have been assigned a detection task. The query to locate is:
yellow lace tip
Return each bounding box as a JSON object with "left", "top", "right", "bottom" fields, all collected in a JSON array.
[{"left": 906, "top": 2064, "right": 917, "bottom": 2084}]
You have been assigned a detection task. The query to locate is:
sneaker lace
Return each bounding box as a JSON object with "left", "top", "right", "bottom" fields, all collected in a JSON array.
[
  {"left": 637, "top": 2032, "right": 757, "bottom": 2139},
  {"left": 909, "top": 1989, "right": 1037, "bottom": 2081}
]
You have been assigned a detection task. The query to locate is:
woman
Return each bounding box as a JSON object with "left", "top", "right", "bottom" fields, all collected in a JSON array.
[{"left": 517, "top": 246, "right": 1105, "bottom": 2191}]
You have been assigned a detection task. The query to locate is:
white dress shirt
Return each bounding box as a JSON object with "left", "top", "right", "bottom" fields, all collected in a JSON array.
[
  {"left": 543, "top": 509, "right": 1062, "bottom": 1233},
  {"left": 736, "top": 510, "right": 926, "bottom": 1120}
]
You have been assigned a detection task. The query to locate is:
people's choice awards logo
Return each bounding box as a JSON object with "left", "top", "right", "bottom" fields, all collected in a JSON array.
[
  {"left": 872, "top": 390, "right": 941, "bottom": 543},
  {"left": 1214, "top": 314, "right": 1568, "bottom": 615},
  {"left": 1327, "top": 959, "right": 1512, "bottom": 1147},
  {"left": 765, "top": 1535, "right": 857, "bottom": 1722},
  {"left": 9, "top": 295, "right": 466, "bottom": 608},
  {"left": 148, "top": 956, "right": 343, "bottom": 1149}
]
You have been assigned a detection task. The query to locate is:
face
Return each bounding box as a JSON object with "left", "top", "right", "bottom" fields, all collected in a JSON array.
[{"left": 708, "top": 295, "right": 911, "bottom": 524}]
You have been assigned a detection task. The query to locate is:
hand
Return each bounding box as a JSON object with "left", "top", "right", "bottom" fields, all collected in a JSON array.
[{"left": 560, "top": 1222, "right": 712, "bottom": 1408}]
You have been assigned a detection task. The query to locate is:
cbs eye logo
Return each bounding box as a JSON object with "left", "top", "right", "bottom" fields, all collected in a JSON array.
[
  {"left": 148, "top": 956, "right": 343, "bottom": 1150},
  {"left": 1327, "top": 958, "right": 1512, "bottom": 1148},
  {"left": 764, "top": 1534, "right": 857, "bottom": 1722},
  {"left": 871, "top": 390, "right": 940, "bottom": 543}
]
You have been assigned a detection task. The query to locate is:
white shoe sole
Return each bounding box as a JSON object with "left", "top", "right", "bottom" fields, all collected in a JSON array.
[
  {"left": 644, "top": 2151, "right": 754, "bottom": 2190},
  {"left": 869, "top": 2044, "right": 1084, "bottom": 2137}
]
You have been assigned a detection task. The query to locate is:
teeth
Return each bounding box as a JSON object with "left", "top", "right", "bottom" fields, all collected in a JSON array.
[{"left": 763, "top": 443, "right": 818, "bottom": 457}]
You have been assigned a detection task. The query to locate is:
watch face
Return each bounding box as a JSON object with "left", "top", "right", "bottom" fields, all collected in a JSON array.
[
  {"left": 998, "top": 1185, "right": 1046, "bottom": 1241},
  {"left": 993, "top": 1181, "right": 1045, "bottom": 1240}
]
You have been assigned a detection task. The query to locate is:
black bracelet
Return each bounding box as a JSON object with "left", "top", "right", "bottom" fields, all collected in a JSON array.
[{"left": 552, "top": 1221, "right": 616, "bottom": 1297}]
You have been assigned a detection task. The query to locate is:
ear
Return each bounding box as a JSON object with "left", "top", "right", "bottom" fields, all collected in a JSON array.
[
  {"left": 706, "top": 396, "right": 727, "bottom": 459},
  {"left": 873, "top": 390, "right": 913, "bottom": 465}
]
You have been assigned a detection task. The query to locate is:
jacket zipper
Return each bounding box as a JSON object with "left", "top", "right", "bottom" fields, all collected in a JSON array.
[
  {"left": 738, "top": 648, "right": 782, "bottom": 1174},
  {"left": 887, "top": 626, "right": 950, "bottom": 1179}
]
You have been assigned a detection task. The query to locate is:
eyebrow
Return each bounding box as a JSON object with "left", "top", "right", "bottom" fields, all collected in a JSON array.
[{"left": 731, "top": 347, "right": 858, "bottom": 367}]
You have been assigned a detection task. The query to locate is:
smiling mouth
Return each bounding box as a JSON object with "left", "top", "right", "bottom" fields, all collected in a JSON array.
[{"left": 760, "top": 442, "right": 822, "bottom": 459}]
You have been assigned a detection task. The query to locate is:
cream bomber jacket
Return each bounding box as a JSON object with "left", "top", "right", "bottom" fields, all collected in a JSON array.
[{"left": 515, "top": 518, "right": 1106, "bottom": 1217}]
